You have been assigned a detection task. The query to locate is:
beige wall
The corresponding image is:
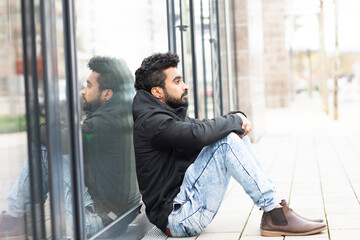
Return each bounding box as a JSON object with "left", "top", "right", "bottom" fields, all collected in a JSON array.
[
  {"left": 262, "top": 0, "right": 290, "bottom": 107},
  {"left": 233, "top": 0, "right": 266, "bottom": 141}
]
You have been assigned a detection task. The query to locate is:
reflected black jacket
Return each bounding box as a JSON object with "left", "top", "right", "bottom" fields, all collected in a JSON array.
[
  {"left": 40, "top": 92, "right": 139, "bottom": 226},
  {"left": 81, "top": 92, "right": 139, "bottom": 225},
  {"left": 132, "top": 89, "right": 245, "bottom": 233}
]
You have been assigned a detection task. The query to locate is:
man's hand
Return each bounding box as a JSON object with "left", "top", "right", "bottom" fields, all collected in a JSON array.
[{"left": 236, "top": 113, "right": 252, "bottom": 138}]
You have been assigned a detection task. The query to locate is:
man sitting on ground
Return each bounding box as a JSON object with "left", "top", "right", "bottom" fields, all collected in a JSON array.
[{"left": 132, "top": 52, "right": 327, "bottom": 237}]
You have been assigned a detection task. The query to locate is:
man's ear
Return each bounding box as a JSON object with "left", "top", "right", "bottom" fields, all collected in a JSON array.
[
  {"left": 102, "top": 89, "right": 113, "bottom": 102},
  {"left": 151, "top": 87, "right": 164, "bottom": 100}
]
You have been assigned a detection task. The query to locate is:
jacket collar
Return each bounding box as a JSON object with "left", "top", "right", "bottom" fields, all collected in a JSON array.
[
  {"left": 85, "top": 92, "right": 123, "bottom": 117},
  {"left": 132, "top": 89, "right": 187, "bottom": 121}
]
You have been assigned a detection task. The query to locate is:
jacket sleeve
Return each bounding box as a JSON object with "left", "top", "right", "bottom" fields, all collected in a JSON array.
[
  {"left": 145, "top": 113, "right": 244, "bottom": 149},
  {"left": 38, "top": 123, "right": 69, "bottom": 154}
]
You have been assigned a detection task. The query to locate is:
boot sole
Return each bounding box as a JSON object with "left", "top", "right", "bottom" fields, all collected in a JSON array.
[{"left": 261, "top": 226, "right": 327, "bottom": 237}]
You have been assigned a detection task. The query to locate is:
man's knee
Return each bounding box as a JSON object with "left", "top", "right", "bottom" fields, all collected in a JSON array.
[{"left": 225, "top": 132, "right": 243, "bottom": 145}]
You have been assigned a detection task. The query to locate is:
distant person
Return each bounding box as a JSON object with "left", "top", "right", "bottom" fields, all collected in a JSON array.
[
  {"left": 0, "top": 56, "right": 138, "bottom": 238},
  {"left": 132, "top": 52, "right": 327, "bottom": 237}
]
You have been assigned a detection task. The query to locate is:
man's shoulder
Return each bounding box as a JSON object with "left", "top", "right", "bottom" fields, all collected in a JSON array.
[{"left": 135, "top": 108, "right": 177, "bottom": 126}]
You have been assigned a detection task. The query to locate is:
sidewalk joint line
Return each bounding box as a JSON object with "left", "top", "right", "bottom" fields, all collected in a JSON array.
[
  {"left": 313, "top": 133, "right": 331, "bottom": 240},
  {"left": 330, "top": 134, "right": 360, "bottom": 206},
  {"left": 287, "top": 134, "right": 299, "bottom": 206},
  {"left": 238, "top": 205, "right": 255, "bottom": 240}
]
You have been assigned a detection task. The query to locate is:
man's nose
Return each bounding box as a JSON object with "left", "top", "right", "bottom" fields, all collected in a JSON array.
[
  {"left": 184, "top": 83, "right": 189, "bottom": 91},
  {"left": 81, "top": 88, "right": 86, "bottom": 96}
]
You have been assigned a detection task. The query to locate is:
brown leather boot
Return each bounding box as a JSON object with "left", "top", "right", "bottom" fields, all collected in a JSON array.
[
  {"left": 260, "top": 200, "right": 327, "bottom": 236},
  {"left": 280, "top": 200, "right": 324, "bottom": 223}
]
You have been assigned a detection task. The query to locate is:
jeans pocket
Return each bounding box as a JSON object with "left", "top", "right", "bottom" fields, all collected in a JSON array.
[
  {"left": 171, "top": 197, "right": 185, "bottom": 215},
  {"left": 180, "top": 206, "right": 215, "bottom": 237}
]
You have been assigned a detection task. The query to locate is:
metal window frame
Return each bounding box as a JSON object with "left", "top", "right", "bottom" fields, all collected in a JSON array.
[
  {"left": 231, "top": 0, "right": 239, "bottom": 110},
  {"left": 178, "top": 0, "right": 186, "bottom": 84},
  {"left": 200, "top": 0, "right": 209, "bottom": 119},
  {"left": 224, "top": 0, "right": 234, "bottom": 111},
  {"left": 214, "top": 0, "right": 223, "bottom": 116},
  {"left": 189, "top": 0, "right": 199, "bottom": 118},
  {"left": 167, "top": 0, "right": 177, "bottom": 53},
  {"left": 62, "top": 0, "right": 86, "bottom": 239},
  {"left": 20, "top": 0, "right": 46, "bottom": 238},
  {"left": 40, "top": 0, "right": 70, "bottom": 238}
]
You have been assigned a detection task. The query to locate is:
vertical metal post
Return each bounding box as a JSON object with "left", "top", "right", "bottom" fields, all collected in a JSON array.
[
  {"left": 40, "top": 0, "right": 68, "bottom": 238},
  {"left": 167, "top": 0, "right": 177, "bottom": 53},
  {"left": 208, "top": 0, "right": 216, "bottom": 117},
  {"left": 231, "top": 0, "right": 239, "bottom": 110},
  {"left": 200, "top": 0, "right": 208, "bottom": 118},
  {"left": 215, "top": 0, "right": 223, "bottom": 115},
  {"left": 20, "top": 0, "right": 46, "bottom": 238},
  {"left": 62, "top": 0, "right": 86, "bottom": 238},
  {"left": 189, "top": 0, "right": 199, "bottom": 118},
  {"left": 179, "top": 0, "right": 186, "bottom": 83},
  {"left": 224, "top": 0, "right": 234, "bottom": 110}
]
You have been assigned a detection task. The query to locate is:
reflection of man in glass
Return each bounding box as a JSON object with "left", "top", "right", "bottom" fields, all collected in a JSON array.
[{"left": 0, "top": 57, "right": 138, "bottom": 238}]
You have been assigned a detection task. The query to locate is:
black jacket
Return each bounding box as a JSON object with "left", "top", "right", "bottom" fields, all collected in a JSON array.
[
  {"left": 82, "top": 92, "right": 140, "bottom": 225},
  {"left": 40, "top": 92, "right": 140, "bottom": 226},
  {"left": 132, "top": 89, "right": 245, "bottom": 233}
]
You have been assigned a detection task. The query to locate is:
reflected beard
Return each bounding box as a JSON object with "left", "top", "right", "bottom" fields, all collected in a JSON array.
[
  {"left": 164, "top": 89, "right": 189, "bottom": 109},
  {"left": 83, "top": 95, "right": 102, "bottom": 112}
]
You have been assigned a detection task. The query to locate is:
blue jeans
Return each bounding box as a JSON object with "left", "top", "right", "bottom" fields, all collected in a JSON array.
[
  {"left": 167, "top": 133, "right": 277, "bottom": 237},
  {"left": 7, "top": 145, "right": 103, "bottom": 238}
]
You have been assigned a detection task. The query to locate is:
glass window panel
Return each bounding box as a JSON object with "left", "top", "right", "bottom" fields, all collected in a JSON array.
[
  {"left": 74, "top": 0, "right": 168, "bottom": 236},
  {"left": 0, "top": 0, "right": 52, "bottom": 239}
]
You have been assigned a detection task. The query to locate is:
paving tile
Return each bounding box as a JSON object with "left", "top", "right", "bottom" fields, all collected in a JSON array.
[
  {"left": 324, "top": 203, "right": 360, "bottom": 215},
  {"left": 329, "top": 229, "right": 360, "bottom": 240},
  {"left": 197, "top": 232, "right": 241, "bottom": 240},
  {"left": 238, "top": 209, "right": 262, "bottom": 237},
  {"left": 326, "top": 213, "right": 360, "bottom": 230},
  {"left": 204, "top": 210, "right": 249, "bottom": 233},
  {"left": 285, "top": 231, "right": 328, "bottom": 239},
  {"left": 241, "top": 236, "right": 283, "bottom": 240}
]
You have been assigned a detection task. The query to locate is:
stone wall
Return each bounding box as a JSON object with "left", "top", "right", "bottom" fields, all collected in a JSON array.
[
  {"left": 232, "top": 0, "right": 266, "bottom": 141},
  {"left": 262, "top": 0, "right": 290, "bottom": 107}
]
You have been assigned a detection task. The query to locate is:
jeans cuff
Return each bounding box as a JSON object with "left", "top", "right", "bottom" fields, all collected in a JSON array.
[{"left": 263, "top": 201, "right": 278, "bottom": 212}]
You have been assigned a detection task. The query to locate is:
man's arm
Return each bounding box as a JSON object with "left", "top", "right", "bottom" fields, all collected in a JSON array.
[
  {"left": 38, "top": 123, "right": 70, "bottom": 154},
  {"left": 187, "top": 111, "right": 252, "bottom": 139},
  {"left": 146, "top": 113, "right": 245, "bottom": 149}
]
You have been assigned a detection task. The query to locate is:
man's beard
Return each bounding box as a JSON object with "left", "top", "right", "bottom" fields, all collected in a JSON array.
[
  {"left": 83, "top": 94, "right": 102, "bottom": 112},
  {"left": 163, "top": 89, "right": 189, "bottom": 109}
]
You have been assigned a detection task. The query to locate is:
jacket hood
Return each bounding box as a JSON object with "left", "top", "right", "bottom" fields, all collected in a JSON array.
[{"left": 132, "top": 89, "right": 187, "bottom": 122}]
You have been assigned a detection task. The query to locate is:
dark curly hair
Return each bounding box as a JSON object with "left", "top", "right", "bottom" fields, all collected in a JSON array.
[
  {"left": 88, "top": 56, "right": 132, "bottom": 93},
  {"left": 134, "top": 52, "right": 179, "bottom": 92}
]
